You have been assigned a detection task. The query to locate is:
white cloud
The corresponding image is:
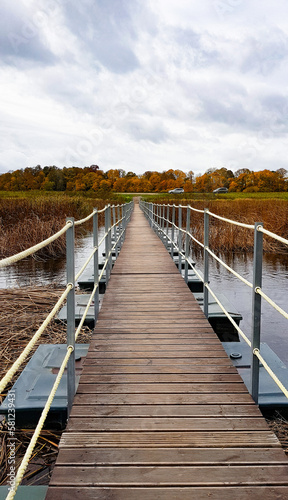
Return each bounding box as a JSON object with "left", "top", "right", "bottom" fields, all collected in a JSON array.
[{"left": 0, "top": 0, "right": 288, "bottom": 176}]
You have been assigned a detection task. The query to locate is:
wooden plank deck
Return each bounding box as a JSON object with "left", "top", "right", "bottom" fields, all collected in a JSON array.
[{"left": 46, "top": 201, "right": 288, "bottom": 499}]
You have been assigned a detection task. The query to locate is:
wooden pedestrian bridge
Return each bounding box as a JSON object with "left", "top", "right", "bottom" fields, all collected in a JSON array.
[{"left": 1, "top": 199, "right": 288, "bottom": 499}]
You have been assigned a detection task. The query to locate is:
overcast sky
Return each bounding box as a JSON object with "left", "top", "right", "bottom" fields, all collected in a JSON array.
[{"left": 1, "top": 0, "right": 288, "bottom": 176}]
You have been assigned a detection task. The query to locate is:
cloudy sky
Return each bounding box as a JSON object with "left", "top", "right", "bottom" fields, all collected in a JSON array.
[{"left": 1, "top": 0, "right": 288, "bottom": 176}]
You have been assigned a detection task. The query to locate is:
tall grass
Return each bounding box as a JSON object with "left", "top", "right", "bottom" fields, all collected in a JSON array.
[
  {"left": 0, "top": 196, "right": 106, "bottom": 260},
  {"left": 155, "top": 198, "right": 288, "bottom": 253}
]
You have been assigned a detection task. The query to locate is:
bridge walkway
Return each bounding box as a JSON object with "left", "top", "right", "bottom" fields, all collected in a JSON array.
[{"left": 46, "top": 201, "right": 288, "bottom": 499}]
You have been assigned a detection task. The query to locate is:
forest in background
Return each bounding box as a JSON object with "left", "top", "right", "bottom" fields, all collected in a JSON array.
[{"left": 0, "top": 165, "right": 287, "bottom": 193}]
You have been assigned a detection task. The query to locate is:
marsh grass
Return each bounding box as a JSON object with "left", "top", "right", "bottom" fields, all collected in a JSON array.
[
  {"left": 155, "top": 198, "right": 288, "bottom": 253},
  {"left": 0, "top": 196, "right": 107, "bottom": 260}
]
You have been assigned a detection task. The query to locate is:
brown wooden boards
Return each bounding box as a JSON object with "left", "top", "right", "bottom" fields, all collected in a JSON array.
[{"left": 46, "top": 201, "right": 288, "bottom": 500}]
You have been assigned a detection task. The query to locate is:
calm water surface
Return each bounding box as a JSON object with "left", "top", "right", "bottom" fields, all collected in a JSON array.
[{"left": 1, "top": 234, "right": 287, "bottom": 363}]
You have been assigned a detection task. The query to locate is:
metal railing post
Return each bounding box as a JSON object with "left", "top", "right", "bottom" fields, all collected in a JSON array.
[
  {"left": 166, "top": 205, "right": 169, "bottom": 246},
  {"left": 184, "top": 206, "right": 191, "bottom": 283},
  {"left": 178, "top": 205, "right": 182, "bottom": 271},
  {"left": 171, "top": 205, "right": 175, "bottom": 257},
  {"left": 112, "top": 205, "right": 118, "bottom": 257},
  {"left": 203, "top": 209, "right": 209, "bottom": 318},
  {"left": 251, "top": 222, "right": 263, "bottom": 404},
  {"left": 93, "top": 209, "right": 99, "bottom": 323},
  {"left": 121, "top": 204, "right": 125, "bottom": 245},
  {"left": 148, "top": 203, "right": 154, "bottom": 228},
  {"left": 117, "top": 205, "right": 121, "bottom": 251},
  {"left": 105, "top": 205, "right": 110, "bottom": 286},
  {"left": 66, "top": 217, "right": 75, "bottom": 417},
  {"left": 151, "top": 203, "right": 154, "bottom": 227},
  {"left": 108, "top": 205, "right": 112, "bottom": 278}
]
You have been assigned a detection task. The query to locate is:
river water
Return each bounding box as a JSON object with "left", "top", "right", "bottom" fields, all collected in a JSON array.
[{"left": 1, "top": 233, "right": 288, "bottom": 364}]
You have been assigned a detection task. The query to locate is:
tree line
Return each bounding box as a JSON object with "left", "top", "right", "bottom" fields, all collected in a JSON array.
[{"left": 0, "top": 165, "right": 287, "bottom": 193}]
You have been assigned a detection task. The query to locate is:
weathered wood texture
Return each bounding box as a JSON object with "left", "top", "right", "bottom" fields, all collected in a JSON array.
[{"left": 46, "top": 202, "right": 288, "bottom": 499}]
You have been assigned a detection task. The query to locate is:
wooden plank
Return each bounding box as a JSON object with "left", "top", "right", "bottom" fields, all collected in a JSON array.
[
  {"left": 49, "top": 465, "right": 288, "bottom": 486},
  {"left": 83, "top": 357, "right": 234, "bottom": 365},
  {"left": 55, "top": 447, "right": 288, "bottom": 465},
  {"left": 76, "top": 382, "right": 247, "bottom": 394},
  {"left": 79, "top": 374, "right": 243, "bottom": 383},
  {"left": 69, "top": 405, "right": 262, "bottom": 418},
  {"left": 66, "top": 417, "right": 268, "bottom": 432},
  {"left": 72, "top": 393, "right": 255, "bottom": 405},
  {"left": 60, "top": 431, "right": 280, "bottom": 448},
  {"left": 89, "top": 344, "right": 225, "bottom": 351},
  {"left": 45, "top": 486, "right": 288, "bottom": 500},
  {"left": 82, "top": 365, "right": 238, "bottom": 374},
  {"left": 85, "top": 351, "right": 229, "bottom": 359}
]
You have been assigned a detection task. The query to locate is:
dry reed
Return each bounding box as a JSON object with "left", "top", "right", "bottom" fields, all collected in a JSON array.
[
  {"left": 163, "top": 198, "right": 288, "bottom": 253},
  {"left": 0, "top": 285, "right": 92, "bottom": 486},
  {"left": 0, "top": 197, "right": 106, "bottom": 260}
]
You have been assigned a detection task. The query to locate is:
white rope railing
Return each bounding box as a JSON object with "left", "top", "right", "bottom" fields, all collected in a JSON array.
[
  {"left": 74, "top": 232, "right": 107, "bottom": 282},
  {"left": 5, "top": 345, "right": 73, "bottom": 500},
  {"left": 257, "top": 225, "right": 288, "bottom": 246},
  {"left": 253, "top": 348, "right": 288, "bottom": 399},
  {"left": 206, "top": 247, "right": 253, "bottom": 289},
  {"left": 0, "top": 221, "right": 73, "bottom": 269},
  {"left": 207, "top": 210, "right": 254, "bottom": 229},
  {"left": 256, "top": 287, "right": 288, "bottom": 320}
]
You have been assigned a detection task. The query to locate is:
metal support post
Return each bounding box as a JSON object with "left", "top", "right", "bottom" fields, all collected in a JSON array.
[
  {"left": 66, "top": 217, "right": 75, "bottom": 417},
  {"left": 251, "top": 222, "right": 263, "bottom": 404},
  {"left": 184, "top": 206, "right": 191, "bottom": 283},
  {"left": 178, "top": 206, "right": 182, "bottom": 272},
  {"left": 117, "top": 205, "right": 121, "bottom": 251},
  {"left": 105, "top": 206, "right": 110, "bottom": 286},
  {"left": 171, "top": 205, "right": 175, "bottom": 257},
  {"left": 121, "top": 204, "right": 125, "bottom": 245},
  {"left": 108, "top": 205, "right": 112, "bottom": 278},
  {"left": 166, "top": 205, "right": 169, "bottom": 247},
  {"left": 203, "top": 209, "right": 209, "bottom": 319},
  {"left": 93, "top": 209, "right": 99, "bottom": 323},
  {"left": 112, "top": 205, "right": 118, "bottom": 257}
]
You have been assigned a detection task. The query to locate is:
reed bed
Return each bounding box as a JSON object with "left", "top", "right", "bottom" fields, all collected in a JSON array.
[
  {"left": 0, "top": 196, "right": 106, "bottom": 260},
  {"left": 0, "top": 285, "right": 92, "bottom": 486},
  {"left": 159, "top": 198, "right": 288, "bottom": 253}
]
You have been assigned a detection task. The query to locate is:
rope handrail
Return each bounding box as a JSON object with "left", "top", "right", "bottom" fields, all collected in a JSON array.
[
  {"left": 206, "top": 210, "right": 254, "bottom": 229},
  {"left": 74, "top": 209, "right": 96, "bottom": 227},
  {"left": 257, "top": 225, "right": 288, "bottom": 246},
  {"left": 253, "top": 348, "right": 288, "bottom": 400},
  {"left": 0, "top": 284, "right": 72, "bottom": 394},
  {"left": 179, "top": 204, "right": 205, "bottom": 214},
  {"left": 0, "top": 221, "right": 73, "bottom": 269},
  {"left": 74, "top": 232, "right": 107, "bottom": 282},
  {"left": 256, "top": 287, "right": 288, "bottom": 320},
  {"left": 205, "top": 283, "right": 252, "bottom": 347},
  {"left": 6, "top": 345, "right": 73, "bottom": 500},
  {"left": 75, "top": 284, "right": 98, "bottom": 341}
]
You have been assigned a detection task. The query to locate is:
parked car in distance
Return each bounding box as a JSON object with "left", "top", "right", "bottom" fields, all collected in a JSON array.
[
  {"left": 168, "top": 187, "right": 184, "bottom": 194},
  {"left": 213, "top": 187, "right": 228, "bottom": 193}
]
